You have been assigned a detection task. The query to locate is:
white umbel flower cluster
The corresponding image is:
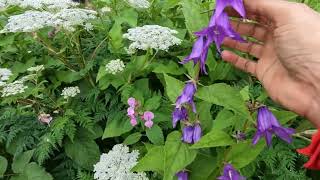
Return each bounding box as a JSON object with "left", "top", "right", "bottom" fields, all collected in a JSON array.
[
  {"left": 126, "top": 0, "right": 150, "bottom": 9},
  {"left": 61, "top": 86, "right": 80, "bottom": 99},
  {"left": 1, "top": 8, "right": 97, "bottom": 33},
  {"left": 100, "top": 6, "right": 111, "bottom": 14},
  {"left": 105, "top": 59, "right": 125, "bottom": 75},
  {"left": 27, "top": 65, "right": 45, "bottom": 72},
  {"left": 1, "top": 0, "right": 78, "bottom": 10},
  {"left": 123, "top": 25, "right": 182, "bottom": 53},
  {"left": 94, "top": 144, "right": 148, "bottom": 180},
  {"left": 1, "top": 81, "right": 28, "bottom": 97},
  {"left": 0, "top": 68, "right": 12, "bottom": 86}
]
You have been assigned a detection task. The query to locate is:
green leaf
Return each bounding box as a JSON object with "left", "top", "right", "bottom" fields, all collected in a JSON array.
[
  {"left": 56, "top": 71, "right": 82, "bottom": 83},
  {"left": 212, "top": 109, "right": 236, "bottom": 130},
  {"left": 108, "top": 21, "right": 123, "bottom": 51},
  {"left": 197, "top": 101, "right": 213, "bottom": 133},
  {"left": 196, "top": 83, "right": 250, "bottom": 118},
  {"left": 272, "top": 110, "right": 298, "bottom": 124},
  {"left": 163, "top": 74, "right": 184, "bottom": 103},
  {"left": 116, "top": 9, "right": 138, "bottom": 26},
  {"left": 146, "top": 124, "right": 165, "bottom": 145},
  {"left": 189, "top": 153, "right": 217, "bottom": 180},
  {"left": 152, "top": 61, "right": 185, "bottom": 75},
  {"left": 102, "top": 113, "right": 133, "bottom": 139},
  {"left": 191, "top": 130, "right": 234, "bottom": 149},
  {"left": 64, "top": 130, "right": 100, "bottom": 170},
  {"left": 180, "top": 0, "right": 208, "bottom": 33},
  {"left": 163, "top": 131, "right": 197, "bottom": 180},
  {"left": 226, "top": 140, "right": 265, "bottom": 169},
  {"left": 144, "top": 96, "right": 162, "bottom": 111},
  {"left": 11, "top": 162, "right": 53, "bottom": 180},
  {"left": 96, "top": 65, "right": 107, "bottom": 82},
  {"left": 0, "top": 34, "right": 15, "bottom": 46},
  {"left": 132, "top": 146, "right": 165, "bottom": 173},
  {"left": 0, "top": 156, "right": 7, "bottom": 178},
  {"left": 123, "top": 132, "right": 142, "bottom": 145},
  {"left": 12, "top": 150, "right": 35, "bottom": 173}
]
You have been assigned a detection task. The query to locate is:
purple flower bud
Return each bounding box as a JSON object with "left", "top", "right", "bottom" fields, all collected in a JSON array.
[
  {"left": 235, "top": 131, "right": 246, "bottom": 141},
  {"left": 127, "top": 97, "right": 136, "bottom": 107},
  {"left": 218, "top": 164, "right": 246, "bottom": 180},
  {"left": 182, "top": 126, "right": 194, "bottom": 144},
  {"left": 175, "top": 82, "right": 197, "bottom": 113},
  {"left": 193, "top": 124, "right": 202, "bottom": 143},
  {"left": 172, "top": 107, "right": 188, "bottom": 128},
  {"left": 144, "top": 120, "right": 153, "bottom": 128},
  {"left": 143, "top": 111, "right": 154, "bottom": 121},
  {"left": 252, "top": 106, "right": 295, "bottom": 147},
  {"left": 176, "top": 171, "right": 188, "bottom": 180}
]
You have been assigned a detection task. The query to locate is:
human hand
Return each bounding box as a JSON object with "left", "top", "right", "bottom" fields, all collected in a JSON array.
[{"left": 221, "top": 0, "right": 320, "bottom": 127}]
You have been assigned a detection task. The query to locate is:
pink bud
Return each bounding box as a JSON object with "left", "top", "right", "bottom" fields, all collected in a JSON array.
[
  {"left": 127, "top": 97, "right": 136, "bottom": 107},
  {"left": 130, "top": 118, "right": 138, "bottom": 126},
  {"left": 38, "top": 113, "right": 53, "bottom": 125},
  {"left": 144, "top": 120, "right": 153, "bottom": 128},
  {"left": 143, "top": 111, "right": 154, "bottom": 121},
  {"left": 127, "top": 107, "right": 135, "bottom": 116}
]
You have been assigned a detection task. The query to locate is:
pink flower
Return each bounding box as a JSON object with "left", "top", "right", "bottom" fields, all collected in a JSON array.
[
  {"left": 130, "top": 117, "right": 138, "bottom": 126},
  {"left": 145, "top": 120, "right": 154, "bottom": 128},
  {"left": 38, "top": 113, "right": 53, "bottom": 125},
  {"left": 127, "top": 97, "right": 136, "bottom": 107},
  {"left": 127, "top": 107, "right": 135, "bottom": 116},
  {"left": 143, "top": 111, "right": 154, "bottom": 121}
]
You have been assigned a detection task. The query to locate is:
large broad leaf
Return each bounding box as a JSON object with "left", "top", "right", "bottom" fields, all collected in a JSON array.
[
  {"left": 212, "top": 109, "right": 240, "bottom": 130},
  {"left": 132, "top": 146, "right": 165, "bottom": 173},
  {"left": 55, "top": 71, "right": 82, "bottom": 83},
  {"left": 180, "top": 0, "right": 208, "bottom": 33},
  {"left": 11, "top": 162, "right": 53, "bottom": 180},
  {"left": 12, "top": 150, "right": 35, "bottom": 173},
  {"left": 64, "top": 130, "right": 100, "bottom": 170},
  {"left": 152, "top": 61, "right": 185, "bottom": 75},
  {"left": 191, "top": 130, "right": 234, "bottom": 149},
  {"left": 146, "top": 124, "right": 165, "bottom": 145},
  {"left": 102, "top": 113, "right": 133, "bottom": 139},
  {"left": 163, "top": 74, "right": 184, "bottom": 103},
  {"left": 196, "top": 83, "right": 250, "bottom": 118},
  {"left": 0, "top": 156, "right": 7, "bottom": 178},
  {"left": 272, "top": 110, "right": 298, "bottom": 124},
  {"left": 189, "top": 153, "right": 218, "bottom": 180},
  {"left": 226, "top": 140, "right": 265, "bottom": 169},
  {"left": 197, "top": 101, "right": 213, "bottom": 133},
  {"left": 144, "top": 96, "right": 162, "bottom": 111},
  {"left": 108, "top": 21, "right": 123, "bottom": 51},
  {"left": 163, "top": 131, "right": 197, "bottom": 180}
]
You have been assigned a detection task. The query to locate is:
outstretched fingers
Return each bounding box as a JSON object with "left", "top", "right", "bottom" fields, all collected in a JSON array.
[{"left": 221, "top": 50, "right": 257, "bottom": 75}]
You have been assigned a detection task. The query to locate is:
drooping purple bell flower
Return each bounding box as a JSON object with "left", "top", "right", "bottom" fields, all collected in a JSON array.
[
  {"left": 176, "top": 171, "right": 188, "bottom": 180},
  {"left": 182, "top": 126, "right": 194, "bottom": 144},
  {"left": 218, "top": 164, "right": 246, "bottom": 180},
  {"left": 172, "top": 107, "right": 188, "bottom": 128},
  {"left": 181, "top": 36, "right": 209, "bottom": 74},
  {"left": 193, "top": 123, "right": 202, "bottom": 143},
  {"left": 252, "top": 106, "right": 295, "bottom": 147},
  {"left": 175, "top": 82, "right": 197, "bottom": 113},
  {"left": 215, "top": 0, "right": 246, "bottom": 19}
]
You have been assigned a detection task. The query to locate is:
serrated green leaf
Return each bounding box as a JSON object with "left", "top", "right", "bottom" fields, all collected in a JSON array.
[
  {"left": 197, "top": 101, "right": 213, "bottom": 133},
  {"left": 144, "top": 96, "right": 162, "bottom": 111},
  {"left": 11, "top": 162, "right": 53, "bottom": 180},
  {"left": 191, "top": 130, "right": 234, "bottom": 149},
  {"left": 123, "top": 132, "right": 142, "bottom": 145},
  {"left": 132, "top": 146, "right": 165, "bottom": 173},
  {"left": 226, "top": 140, "right": 265, "bottom": 169},
  {"left": 102, "top": 113, "right": 133, "bottom": 139},
  {"left": 152, "top": 61, "right": 185, "bottom": 75},
  {"left": 189, "top": 153, "right": 217, "bottom": 180},
  {"left": 196, "top": 83, "right": 250, "bottom": 118},
  {"left": 146, "top": 124, "right": 164, "bottom": 145},
  {"left": 0, "top": 156, "right": 7, "bottom": 178},
  {"left": 56, "top": 71, "right": 82, "bottom": 83},
  {"left": 180, "top": 0, "right": 208, "bottom": 33},
  {"left": 212, "top": 109, "right": 236, "bottom": 130},
  {"left": 163, "top": 74, "right": 184, "bottom": 103},
  {"left": 163, "top": 131, "right": 197, "bottom": 180},
  {"left": 12, "top": 150, "right": 35, "bottom": 173},
  {"left": 96, "top": 65, "right": 107, "bottom": 82}
]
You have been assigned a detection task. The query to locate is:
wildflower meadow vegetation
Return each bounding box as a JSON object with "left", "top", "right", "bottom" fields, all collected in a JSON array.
[{"left": 0, "top": 0, "right": 320, "bottom": 179}]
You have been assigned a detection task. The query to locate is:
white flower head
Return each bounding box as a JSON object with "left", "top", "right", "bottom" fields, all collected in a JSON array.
[
  {"left": 105, "top": 59, "right": 125, "bottom": 75},
  {"left": 0, "top": 68, "right": 12, "bottom": 81},
  {"left": 84, "top": 23, "right": 93, "bottom": 31},
  {"left": 27, "top": 65, "right": 45, "bottom": 72},
  {"left": 101, "top": 6, "right": 111, "bottom": 14},
  {"left": 1, "top": 81, "right": 28, "bottom": 97},
  {"left": 52, "top": 8, "right": 97, "bottom": 32},
  {"left": 123, "top": 25, "right": 182, "bottom": 53},
  {"left": 94, "top": 144, "right": 148, "bottom": 180},
  {"left": 4, "top": 0, "right": 78, "bottom": 10},
  {"left": 1, "top": 10, "right": 54, "bottom": 33},
  {"left": 61, "top": 86, "right": 80, "bottom": 99},
  {"left": 126, "top": 0, "right": 150, "bottom": 9}
]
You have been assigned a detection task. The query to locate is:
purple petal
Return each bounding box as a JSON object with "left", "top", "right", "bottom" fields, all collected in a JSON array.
[
  {"left": 193, "top": 124, "right": 202, "bottom": 143},
  {"left": 215, "top": 0, "right": 246, "bottom": 19},
  {"left": 182, "top": 126, "right": 194, "bottom": 144},
  {"left": 172, "top": 107, "right": 188, "bottom": 128},
  {"left": 175, "top": 82, "right": 197, "bottom": 109},
  {"left": 143, "top": 111, "right": 154, "bottom": 121},
  {"left": 273, "top": 127, "right": 295, "bottom": 144},
  {"left": 220, "top": 163, "right": 246, "bottom": 180},
  {"left": 252, "top": 131, "right": 262, "bottom": 145},
  {"left": 265, "top": 131, "right": 273, "bottom": 147},
  {"left": 182, "top": 36, "right": 205, "bottom": 65},
  {"left": 176, "top": 171, "right": 188, "bottom": 180},
  {"left": 257, "top": 107, "right": 272, "bottom": 131}
]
